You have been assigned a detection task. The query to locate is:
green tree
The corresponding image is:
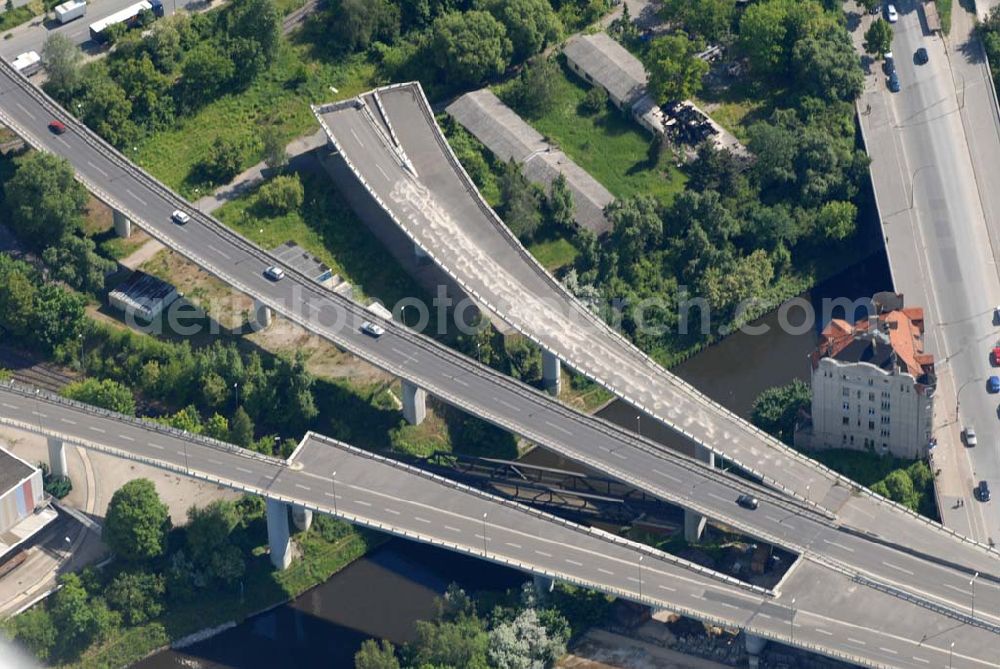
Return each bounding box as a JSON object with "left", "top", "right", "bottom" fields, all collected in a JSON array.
[
  {"left": 579, "top": 85, "right": 608, "bottom": 115},
  {"left": 488, "top": 607, "right": 567, "bottom": 669},
  {"left": 4, "top": 152, "right": 87, "bottom": 249},
  {"left": 186, "top": 499, "right": 240, "bottom": 564},
  {"left": 547, "top": 173, "right": 575, "bottom": 231},
  {"left": 103, "top": 479, "right": 171, "bottom": 562},
  {"left": 751, "top": 379, "right": 811, "bottom": 444},
  {"left": 42, "top": 236, "right": 116, "bottom": 294},
  {"left": 179, "top": 43, "right": 235, "bottom": 109},
  {"left": 355, "top": 639, "right": 400, "bottom": 669},
  {"left": 160, "top": 405, "right": 203, "bottom": 433},
  {"left": 203, "top": 136, "right": 244, "bottom": 182},
  {"left": 113, "top": 53, "right": 175, "bottom": 129},
  {"left": 747, "top": 121, "right": 799, "bottom": 192},
  {"left": 508, "top": 56, "right": 561, "bottom": 118},
  {"left": 815, "top": 200, "right": 857, "bottom": 240},
  {"left": 0, "top": 269, "right": 38, "bottom": 339},
  {"left": 62, "top": 378, "right": 137, "bottom": 415},
  {"left": 42, "top": 33, "right": 82, "bottom": 101},
  {"left": 8, "top": 607, "right": 58, "bottom": 662},
  {"left": 499, "top": 160, "right": 542, "bottom": 240},
  {"left": 230, "top": 405, "right": 255, "bottom": 447},
  {"left": 660, "top": 0, "right": 736, "bottom": 41},
  {"left": 204, "top": 413, "right": 231, "bottom": 441},
  {"left": 256, "top": 174, "right": 304, "bottom": 214},
  {"left": 873, "top": 469, "right": 919, "bottom": 509},
  {"left": 327, "top": 0, "right": 400, "bottom": 53},
  {"left": 34, "top": 284, "right": 87, "bottom": 357},
  {"left": 78, "top": 67, "right": 139, "bottom": 148},
  {"left": 863, "top": 18, "right": 893, "bottom": 57},
  {"left": 105, "top": 570, "right": 165, "bottom": 625},
  {"left": 224, "top": 0, "right": 280, "bottom": 84},
  {"left": 644, "top": 32, "right": 709, "bottom": 103},
  {"left": 482, "top": 0, "right": 561, "bottom": 61},
  {"left": 792, "top": 32, "right": 864, "bottom": 101},
  {"left": 857, "top": 0, "right": 879, "bottom": 11},
  {"left": 261, "top": 125, "right": 288, "bottom": 170},
  {"left": 608, "top": 195, "right": 663, "bottom": 268},
  {"left": 431, "top": 10, "right": 512, "bottom": 86},
  {"left": 410, "top": 616, "right": 489, "bottom": 668}
]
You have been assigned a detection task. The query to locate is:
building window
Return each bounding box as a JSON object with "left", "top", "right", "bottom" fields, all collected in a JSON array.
[
  {"left": 842, "top": 387, "right": 850, "bottom": 397},
  {"left": 881, "top": 390, "right": 890, "bottom": 399},
  {"left": 868, "top": 407, "right": 875, "bottom": 415},
  {"left": 856, "top": 390, "right": 861, "bottom": 399},
  {"left": 868, "top": 420, "right": 875, "bottom": 430},
  {"left": 868, "top": 378, "right": 874, "bottom": 386},
  {"left": 868, "top": 392, "right": 875, "bottom": 401},
  {"left": 843, "top": 402, "right": 850, "bottom": 411},
  {"left": 881, "top": 401, "right": 890, "bottom": 411},
  {"left": 881, "top": 415, "right": 890, "bottom": 424},
  {"left": 850, "top": 435, "right": 854, "bottom": 444},
  {"left": 842, "top": 416, "right": 850, "bottom": 425}
]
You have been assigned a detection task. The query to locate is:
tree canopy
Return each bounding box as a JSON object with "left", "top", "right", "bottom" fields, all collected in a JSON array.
[
  {"left": 644, "top": 32, "right": 709, "bottom": 103},
  {"left": 431, "top": 10, "right": 512, "bottom": 86},
  {"left": 103, "top": 479, "right": 171, "bottom": 562},
  {"left": 4, "top": 153, "right": 87, "bottom": 249}
]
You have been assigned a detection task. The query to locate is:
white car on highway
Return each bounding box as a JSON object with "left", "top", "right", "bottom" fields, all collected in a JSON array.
[
  {"left": 263, "top": 265, "right": 285, "bottom": 281},
  {"left": 171, "top": 209, "right": 191, "bottom": 224},
  {"left": 360, "top": 321, "right": 385, "bottom": 338},
  {"left": 886, "top": 4, "right": 898, "bottom": 22}
]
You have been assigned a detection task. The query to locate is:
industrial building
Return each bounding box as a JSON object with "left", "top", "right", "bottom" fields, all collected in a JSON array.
[
  {"left": 108, "top": 270, "right": 179, "bottom": 321},
  {"left": 803, "top": 293, "right": 935, "bottom": 459}
]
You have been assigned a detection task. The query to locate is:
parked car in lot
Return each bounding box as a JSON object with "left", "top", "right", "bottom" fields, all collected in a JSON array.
[
  {"left": 964, "top": 426, "right": 977, "bottom": 447},
  {"left": 171, "top": 209, "right": 191, "bottom": 224},
  {"left": 977, "top": 480, "right": 991, "bottom": 502},
  {"left": 48, "top": 120, "right": 66, "bottom": 134},
  {"left": 883, "top": 51, "right": 895, "bottom": 74},
  {"left": 737, "top": 494, "right": 759, "bottom": 510},
  {"left": 887, "top": 4, "right": 898, "bottom": 22},
  {"left": 263, "top": 265, "right": 285, "bottom": 281},
  {"left": 989, "top": 376, "right": 1000, "bottom": 393},
  {"left": 360, "top": 321, "right": 385, "bottom": 338},
  {"left": 915, "top": 47, "right": 928, "bottom": 65}
]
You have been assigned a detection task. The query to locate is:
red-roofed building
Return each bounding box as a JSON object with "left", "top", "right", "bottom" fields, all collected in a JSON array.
[{"left": 804, "top": 293, "right": 935, "bottom": 459}]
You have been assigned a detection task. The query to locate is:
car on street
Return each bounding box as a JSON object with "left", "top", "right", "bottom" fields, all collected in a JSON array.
[
  {"left": 915, "top": 47, "right": 928, "bottom": 65},
  {"left": 360, "top": 320, "right": 385, "bottom": 338},
  {"left": 737, "top": 494, "right": 759, "bottom": 510},
  {"left": 977, "top": 480, "right": 991, "bottom": 502},
  {"left": 994, "top": 305, "right": 1000, "bottom": 323},
  {"left": 884, "top": 51, "right": 894, "bottom": 74},
  {"left": 887, "top": 4, "right": 898, "bottom": 22},
  {"left": 171, "top": 210, "right": 191, "bottom": 225},
  {"left": 48, "top": 120, "right": 66, "bottom": 135},
  {"left": 993, "top": 343, "right": 1000, "bottom": 365},
  {"left": 989, "top": 376, "right": 1000, "bottom": 393},
  {"left": 888, "top": 71, "right": 900, "bottom": 92},
  {"left": 964, "top": 426, "right": 977, "bottom": 447},
  {"left": 263, "top": 265, "right": 285, "bottom": 281}
]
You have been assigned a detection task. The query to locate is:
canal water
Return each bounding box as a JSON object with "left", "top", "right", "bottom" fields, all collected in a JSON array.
[{"left": 136, "top": 251, "right": 891, "bottom": 669}]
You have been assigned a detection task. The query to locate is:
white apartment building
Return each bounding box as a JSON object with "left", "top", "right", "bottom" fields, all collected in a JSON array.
[{"left": 806, "top": 294, "right": 935, "bottom": 460}]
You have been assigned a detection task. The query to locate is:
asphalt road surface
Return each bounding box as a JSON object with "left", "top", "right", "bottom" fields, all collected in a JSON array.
[
  {"left": 3, "top": 56, "right": 1000, "bottom": 646},
  {"left": 1, "top": 384, "right": 998, "bottom": 669}
]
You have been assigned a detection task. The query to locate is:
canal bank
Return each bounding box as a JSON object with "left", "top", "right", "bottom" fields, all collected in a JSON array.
[{"left": 136, "top": 250, "right": 891, "bottom": 669}]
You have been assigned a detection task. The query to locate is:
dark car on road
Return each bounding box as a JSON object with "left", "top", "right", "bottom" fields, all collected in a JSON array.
[
  {"left": 915, "top": 47, "right": 929, "bottom": 64},
  {"left": 977, "top": 480, "right": 991, "bottom": 502},
  {"left": 989, "top": 376, "right": 1000, "bottom": 393},
  {"left": 737, "top": 494, "right": 759, "bottom": 510},
  {"left": 888, "top": 72, "right": 901, "bottom": 92},
  {"left": 48, "top": 120, "right": 66, "bottom": 135}
]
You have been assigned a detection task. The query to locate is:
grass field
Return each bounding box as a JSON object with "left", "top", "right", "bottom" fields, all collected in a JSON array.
[
  {"left": 528, "top": 236, "right": 579, "bottom": 272},
  {"left": 135, "top": 42, "right": 377, "bottom": 198},
  {"left": 495, "top": 60, "right": 687, "bottom": 206}
]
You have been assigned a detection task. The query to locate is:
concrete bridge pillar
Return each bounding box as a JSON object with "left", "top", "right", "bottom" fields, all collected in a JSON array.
[
  {"left": 266, "top": 498, "right": 292, "bottom": 570},
  {"left": 684, "top": 445, "right": 716, "bottom": 543},
  {"left": 532, "top": 574, "right": 554, "bottom": 598},
  {"left": 744, "top": 632, "right": 767, "bottom": 668},
  {"left": 47, "top": 437, "right": 67, "bottom": 479},
  {"left": 112, "top": 210, "right": 132, "bottom": 238},
  {"left": 401, "top": 379, "right": 427, "bottom": 425},
  {"left": 251, "top": 298, "right": 273, "bottom": 330},
  {"left": 292, "top": 505, "right": 313, "bottom": 532},
  {"left": 542, "top": 350, "right": 561, "bottom": 396}
]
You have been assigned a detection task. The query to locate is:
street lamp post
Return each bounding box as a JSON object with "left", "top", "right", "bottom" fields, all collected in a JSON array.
[
  {"left": 636, "top": 414, "right": 641, "bottom": 436},
  {"left": 638, "top": 555, "right": 644, "bottom": 600},
  {"left": 789, "top": 598, "right": 796, "bottom": 646},
  {"left": 234, "top": 382, "right": 239, "bottom": 408},
  {"left": 950, "top": 641, "right": 955, "bottom": 669},
  {"left": 331, "top": 471, "right": 338, "bottom": 517},
  {"left": 482, "top": 512, "right": 488, "bottom": 554}
]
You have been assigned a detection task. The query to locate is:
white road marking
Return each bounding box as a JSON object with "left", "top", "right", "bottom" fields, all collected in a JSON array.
[
  {"left": 847, "top": 638, "right": 866, "bottom": 646},
  {"left": 758, "top": 613, "right": 772, "bottom": 620},
  {"left": 543, "top": 420, "right": 573, "bottom": 436},
  {"left": 15, "top": 101, "right": 34, "bottom": 119},
  {"left": 765, "top": 515, "right": 782, "bottom": 524},
  {"left": 125, "top": 188, "right": 149, "bottom": 206},
  {"left": 56, "top": 136, "right": 71, "bottom": 149},
  {"left": 913, "top": 657, "right": 929, "bottom": 664},
  {"left": 60, "top": 418, "right": 76, "bottom": 425},
  {"left": 708, "top": 492, "right": 730, "bottom": 503},
  {"left": 86, "top": 160, "right": 110, "bottom": 177},
  {"left": 598, "top": 568, "right": 614, "bottom": 576},
  {"left": 652, "top": 468, "right": 681, "bottom": 483},
  {"left": 658, "top": 584, "right": 676, "bottom": 592},
  {"left": 354, "top": 500, "right": 372, "bottom": 507},
  {"left": 31, "top": 411, "right": 47, "bottom": 418},
  {"left": 295, "top": 484, "right": 311, "bottom": 491},
  {"left": 444, "top": 525, "right": 461, "bottom": 532},
  {"left": 120, "top": 434, "right": 134, "bottom": 441},
  {"left": 565, "top": 558, "right": 583, "bottom": 567},
  {"left": 385, "top": 508, "right": 400, "bottom": 515},
  {"left": 448, "top": 375, "right": 469, "bottom": 387},
  {"left": 627, "top": 577, "right": 641, "bottom": 584},
  {"left": 878, "top": 647, "right": 897, "bottom": 655},
  {"left": 496, "top": 397, "right": 521, "bottom": 412},
  {"left": 611, "top": 451, "right": 628, "bottom": 461},
  {"left": 822, "top": 539, "right": 855, "bottom": 553},
  {"left": 1, "top": 403, "right": 17, "bottom": 409},
  {"left": 89, "top": 426, "right": 105, "bottom": 433},
  {"left": 350, "top": 128, "right": 363, "bottom": 146},
  {"left": 506, "top": 542, "right": 522, "bottom": 549},
  {"left": 815, "top": 628, "right": 833, "bottom": 636},
  {"left": 208, "top": 459, "right": 223, "bottom": 465},
  {"left": 376, "top": 164, "right": 389, "bottom": 180},
  {"left": 414, "top": 516, "right": 431, "bottom": 523},
  {"left": 236, "top": 466, "right": 253, "bottom": 474},
  {"left": 207, "top": 244, "right": 231, "bottom": 261},
  {"left": 148, "top": 443, "right": 165, "bottom": 450},
  {"left": 689, "top": 593, "right": 705, "bottom": 600},
  {"left": 535, "top": 550, "right": 552, "bottom": 558},
  {"left": 881, "top": 561, "right": 914, "bottom": 576}
]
